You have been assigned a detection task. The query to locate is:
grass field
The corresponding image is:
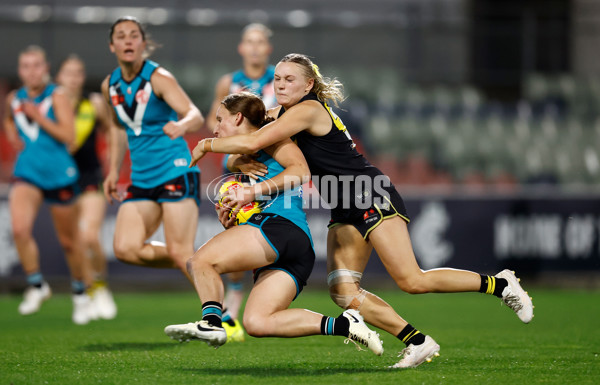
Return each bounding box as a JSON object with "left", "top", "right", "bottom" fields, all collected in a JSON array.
[{"left": 1, "top": 288, "right": 599, "bottom": 385}]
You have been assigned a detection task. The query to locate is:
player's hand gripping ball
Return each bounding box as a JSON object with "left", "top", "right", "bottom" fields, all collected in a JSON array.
[{"left": 218, "top": 181, "right": 262, "bottom": 225}]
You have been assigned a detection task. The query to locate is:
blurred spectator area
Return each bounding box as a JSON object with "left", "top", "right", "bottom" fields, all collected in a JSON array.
[
  {"left": 3, "top": 72, "right": 599, "bottom": 189},
  {"left": 0, "top": 0, "right": 599, "bottom": 189},
  {"left": 356, "top": 72, "right": 600, "bottom": 188}
]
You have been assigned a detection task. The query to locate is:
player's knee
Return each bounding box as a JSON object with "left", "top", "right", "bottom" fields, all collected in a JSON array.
[
  {"left": 242, "top": 312, "right": 268, "bottom": 338},
  {"left": 11, "top": 221, "right": 32, "bottom": 242},
  {"left": 329, "top": 285, "right": 368, "bottom": 310},
  {"left": 113, "top": 238, "right": 136, "bottom": 262},
  {"left": 395, "top": 274, "right": 428, "bottom": 294},
  {"left": 327, "top": 269, "right": 367, "bottom": 310},
  {"left": 166, "top": 244, "right": 185, "bottom": 262},
  {"left": 188, "top": 250, "right": 219, "bottom": 273},
  {"left": 80, "top": 228, "right": 100, "bottom": 250},
  {"left": 167, "top": 244, "right": 193, "bottom": 268},
  {"left": 185, "top": 257, "right": 194, "bottom": 277},
  {"left": 56, "top": 234, "right": 76, "bottom": 254}
]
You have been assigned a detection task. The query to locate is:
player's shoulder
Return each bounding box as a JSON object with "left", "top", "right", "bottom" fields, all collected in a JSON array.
[
  {"left": 216, "top": 73, "right": 233, "bottom": 88},
  {"left": 51, "top": 85, "right": 68, "bottom": 100},
  {"left": 6, "top": 89, "right": 17, "bottom": 101},
  {"left": 100, "top": 75, "right": 111, "bottom": 91},
  {"left": 267, "top": 105, "right": 282, "bottom": 119},
  {"left": 152, "top": 66, "right": 176, "bottom": 82}
]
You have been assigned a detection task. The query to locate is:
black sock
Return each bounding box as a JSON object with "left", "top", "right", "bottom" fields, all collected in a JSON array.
[
  {"left": 320, "top": 315, "right": 350, "bottom": 337},
  {"left": 397, "top": 324, "right": 426, "bottom": 346},
  {"left": 479, "top": 275, "right": 508, "bottom": 298},
  {"left": 201, "top": 301, "right": 223, "bottom": 328},
  {"left": 222, "top": 308, "right": 236, "bottom": 327}
]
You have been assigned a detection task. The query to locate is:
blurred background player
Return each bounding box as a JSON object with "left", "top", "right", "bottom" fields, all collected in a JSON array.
[
  {"left": 205, "top": 23, "right": 277, "bottom": 341},
  {"left": 4, "top": 45, "right": 93, "bottom": 325},
  {"left": 56, "top": 54, "right": 117, "bottom": 320},
  {"left": 102, "top": 17, "right": 204, "bottom": 283},
  {"left": 165, "top": 92, "right": 382, "bottom": 356}
]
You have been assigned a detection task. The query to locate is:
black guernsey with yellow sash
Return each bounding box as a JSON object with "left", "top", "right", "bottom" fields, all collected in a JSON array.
[
  {"left": 278, "top": 92, "right": 409, "bottom": 239},
  {"left": 72, "top": 96, "right": 102, "bottom": 192}
]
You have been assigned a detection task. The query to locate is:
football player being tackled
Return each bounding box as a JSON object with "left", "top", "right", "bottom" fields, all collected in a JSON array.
[{"left": 164, "top": 92, "right": 383, "bottom": 355}]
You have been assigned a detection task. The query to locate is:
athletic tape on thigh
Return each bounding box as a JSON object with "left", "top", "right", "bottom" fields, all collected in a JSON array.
[{"left": 327, "top": 269, "right": 363, "bottom": 287}]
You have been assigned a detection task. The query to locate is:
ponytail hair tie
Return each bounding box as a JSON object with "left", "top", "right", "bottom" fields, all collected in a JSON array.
[{"left": 312, "top": 63, "right": 322, "bottom": 79}]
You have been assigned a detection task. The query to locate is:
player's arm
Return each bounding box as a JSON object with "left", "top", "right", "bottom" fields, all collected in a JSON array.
[
  {"left": 21, "top": 87, "right": 74, "bottom": 145},
  {"left": 259, "top": 138, "right": 311, "bottom": 195},
  {"left": 226, "top": 154, "right": 268, "bottom": 179},
  {"left": 190, "top": 101, "right": 323, "bottom": 166},
  {"left": 206, "top": 74, "right": 232, "bottom": 133},
  {"left": 3, "top": 91, "right": 23, "bottom": 151},
  {"left": 90, "top": 92, "right": 113, "bottom": 133},
  {"left": 223, "top": 139, "right": 310, "bottom": 211},
  {"left": 152, "top": 68, "right": 204, "bottom": 139},
  {"left": 101, "top": 76, "right": 128, "bottom": 203},
  {"left": 90, "top": 91, "right": 118, "bottom": 170}
]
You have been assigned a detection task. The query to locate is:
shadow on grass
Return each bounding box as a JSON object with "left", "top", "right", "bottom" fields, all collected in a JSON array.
[
  {"left": 177, "top": 366, "right": 387, "bottom": 377},
  {"left": 80, "top": 342, "right": 179, "bottom": 352}
]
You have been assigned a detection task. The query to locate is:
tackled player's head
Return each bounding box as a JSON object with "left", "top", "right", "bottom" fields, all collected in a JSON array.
[{"left": 214, "top": 92, "right": 274, "bottom": 138}]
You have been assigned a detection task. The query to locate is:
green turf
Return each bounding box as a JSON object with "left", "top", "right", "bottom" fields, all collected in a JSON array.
[{"left": 1, "top": 288, "right": 599, "bottom": 384}]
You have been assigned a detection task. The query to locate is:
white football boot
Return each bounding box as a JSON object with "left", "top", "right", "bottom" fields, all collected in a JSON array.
[
  {"left": 18, "top": 282, "right": 52, "bottom": 315},
  {"left": 343, "top": 309, "right": 384, "bottom": 356},
  {"left": 390, "top": 335, "right": 440, "bottom": 369},
  {"left": 165, "top": 321, "right": 227, "bottom": 348},
  {"left": 72, "top": 293, "right": 93, "bottom": 325},
  {"left": 495, "top": 269, "right": 534, "bottom": 323},
  {"left": 93, "top": 286, "right": 117, "bottom": 320}
]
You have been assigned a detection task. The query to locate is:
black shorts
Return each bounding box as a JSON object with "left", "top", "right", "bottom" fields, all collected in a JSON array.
[
  {"left": 328, "top": 186, "right": 410, "bottom": 240},
  {"left": 123, "top": 172, "right": 200, "bottom": 206},
  {"left": 14, "top": 178, "right": 80, "bottom": 205},
  {"left": 77, "top": 167, "right": 103, "bottom": 193},
  {"left": 242, "top": 213, "right": 315, "bottom": 299}
]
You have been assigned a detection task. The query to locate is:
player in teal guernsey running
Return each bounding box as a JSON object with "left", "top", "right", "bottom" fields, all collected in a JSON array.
[
  {"left": 190, "top": 54, "right": 535, "bottom": 368},
  {"left": 101, "top": 17, "right": 204, "bottom": 281},
  {"left": 205, "top": 23, "right": 277, "bottom": 341},
  {"left": 4, "top": 46, "right": 93, "bottom": 324},
  {"left": 164, "top": 92, "right": 382, "bottom": 354}
]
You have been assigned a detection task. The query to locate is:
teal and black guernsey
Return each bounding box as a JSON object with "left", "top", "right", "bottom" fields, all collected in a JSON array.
[
  {"left": 242, "top": 150, "right": 313, "bottom": 245},
  {"left": 108, "top": 60, "right": 199, "bottom": 188},
  {"left": 11, "top": 83, "right": 78, "bottom": 189},
  {"left": 229, "top": 65, "right": 277, "bottom": 109}
]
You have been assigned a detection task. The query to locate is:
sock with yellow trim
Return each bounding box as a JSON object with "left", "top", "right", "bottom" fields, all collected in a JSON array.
[
  {"left": 397, "top": 324, "right": 425, "bottom": 346},
  {"left": 479, "top": 275, "right": 508, "bottom": 298}
]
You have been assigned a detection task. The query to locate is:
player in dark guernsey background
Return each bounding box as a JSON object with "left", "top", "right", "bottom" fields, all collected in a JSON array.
[
  {"left": 189, "top": 53, "right": 534, "bottom": 368},
  {"left": 205, "top": 23, "right": 277, "bottom": 342},
  {"left": 56, "top": 54, "right": 117, "bottom": 320}
]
